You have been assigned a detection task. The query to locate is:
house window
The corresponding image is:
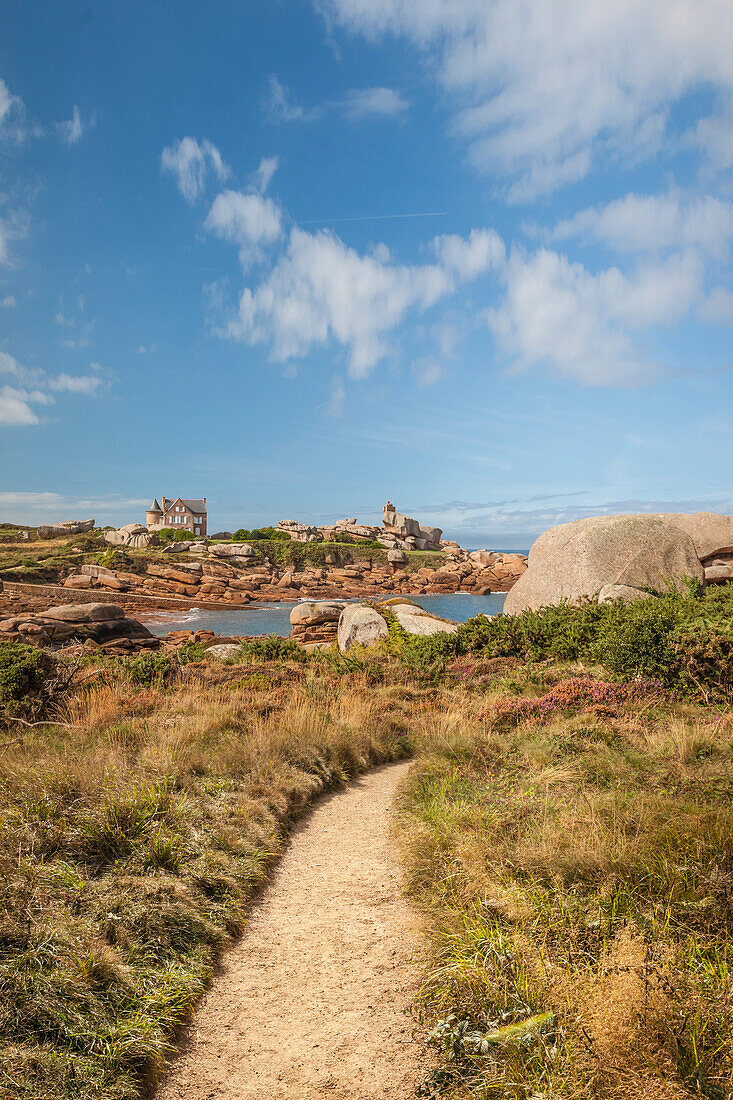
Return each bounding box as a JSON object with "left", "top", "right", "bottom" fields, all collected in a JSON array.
[{"left": 176, "top": 506, "right": 183, "bottom": 513}]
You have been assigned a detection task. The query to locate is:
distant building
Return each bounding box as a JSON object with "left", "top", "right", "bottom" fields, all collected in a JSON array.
[{"left": 146, "top": 497, "right": 207, "bottom": 536}]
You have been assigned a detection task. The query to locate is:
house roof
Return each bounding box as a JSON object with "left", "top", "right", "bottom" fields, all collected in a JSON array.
[
  {"left": 148, "top": 499, "right": 162, "bottom": 513},
  {"left": 161, "top": 498, "right": 206, "bottom": 513}
]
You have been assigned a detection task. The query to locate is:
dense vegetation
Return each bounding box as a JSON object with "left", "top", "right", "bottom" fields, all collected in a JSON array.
[
  {"left": 386, "top": 584, "right": 733, "bottom": 700},
  {"left": 1, "top": 587, "right": 733, "bottom": 1098}
]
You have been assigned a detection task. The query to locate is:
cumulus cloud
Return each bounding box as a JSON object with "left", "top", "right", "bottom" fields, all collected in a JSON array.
[
  {"left": 434, "top": 228, "right": 505, "bottom": 279},
  {"left": 205, "top": 190, "right": 283, "bottom": 266},
  {"left": 340, "top": 86, "right": 408, "bottom": 119},
  {"left": 223, "top": 223, "right": 504, "bottom": 377},
  {"left": 552, "top": 191, "right": 733, "bottom": 259},
  {"left": 56, "top": 105, "right": 84, "bottom": 145},
  {"left": 0, "top": 351, "right": 106, "bottom": 426},
  {"left": 161, "top": 137, "right": 229, "bottom": 203},
  {"left": 487, "top": 247, "right": 703, "bottom": 386},
  {"left": 322, "top": 0, "right": 733, "bottom": 198}
]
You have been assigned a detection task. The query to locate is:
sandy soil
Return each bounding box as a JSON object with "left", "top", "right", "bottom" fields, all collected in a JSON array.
[{"left": 157, "top": 761, "right": 427, "bottom": 1100}]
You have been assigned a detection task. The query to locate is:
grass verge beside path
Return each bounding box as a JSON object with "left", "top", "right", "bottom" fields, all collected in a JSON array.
[
  {"left": 0, "top": 660, "right": 415, "bottom": 1099},
  {"left": 395, "top": 664, "right": 733, "bottom": 1099}
]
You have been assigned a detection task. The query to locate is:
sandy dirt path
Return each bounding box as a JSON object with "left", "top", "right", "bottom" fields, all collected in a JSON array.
[{"left": 158, "top": 761, "right": 426, "bottom": 1100}]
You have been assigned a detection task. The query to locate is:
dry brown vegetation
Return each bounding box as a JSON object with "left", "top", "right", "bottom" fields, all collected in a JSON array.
[
  {"left": 1, "top": 642, "right": 732, "bottom": 1099},
  {"left": 396, "top": 662, "right": 733, "bottom": 1099}
]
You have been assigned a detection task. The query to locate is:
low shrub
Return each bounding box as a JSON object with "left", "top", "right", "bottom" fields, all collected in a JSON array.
[
  {"left": 393, "top": 587, "right": 733, "bottom": 699},
  {"left": 232, "top": 526, "right": 290, "bottom": 542},
  {"left": 0, "top": 641, "right": 54, "bottom": 718},
  {"left": 238, "top": 636, "right": 305, "bottom": 661}
]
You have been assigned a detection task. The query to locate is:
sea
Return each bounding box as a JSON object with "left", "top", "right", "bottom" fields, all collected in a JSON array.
[{"left": 144, "top": 591, "right": 507, "bottom": 638}]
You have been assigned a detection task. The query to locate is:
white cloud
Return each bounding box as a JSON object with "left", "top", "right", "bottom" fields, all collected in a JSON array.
[
  {"left": 0, "top": 77, "right": 26, "bottom": 143},
  {"left": 487, "top": 247, "right": 703, "bottom": 386},
  {"left": 340, "top": 86, "right": 408, "bottom": 119},
  {"left": 224, "top": 224, "right": 506, "bottom": 377},
  {"left": 0, "top": 387, "right": 45, "bottom": 426},
  {"left": 699, "top": 286, "right": 733, "bottom": 324},
  {"left": 1, "top": 294, "right": 15, "bottom": 308},
  {"left": 0, "top": 208, "right": 28, "bottom": 267},
  {"left": 0, "top": 492, "right": 151, "bottom": 523},
  {"left": 253, "top": 156, "right": 279, "bottom": 193},
  {"left": 552, "top": 191, "right": 733, "bottom": 259},
  {"left": 205, "top": 190, "right": 283, "bottom": 267},
  {"left": 0, "top": 351, "right": 106, "bottom": 425},
  {"left": 47, "top": 372, "right": 103, "bottom": 395},
  {"left": 434, "top": 227, "right": 505, "bottom": 279},
  {"left": 322, "top": 0, "right": 733, "bottom": 198},
  {"left": 57, "top": 105, "right": 84, "bottom": 145},
  {"left": 264, "top": 75, "right": 319, "bottom": 123},
  {"left": 161, "top": 137, "right": 229, "bottom": 203}
]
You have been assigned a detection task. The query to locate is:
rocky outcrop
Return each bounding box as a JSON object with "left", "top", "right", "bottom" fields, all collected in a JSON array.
[
  {"left": 276, "top": 504, "right": 444, "bottom": 552},
  {"left": 276, "top": 520, "right": 320, "bottom": 542},
  {"left": 0, "top": 602, "right": 155, "bottom": 651},
  {"left": 206, "top": 643, "right": 244, "bottom": 661},
  {"left": 290, "top": 601, "right": 344, "bottom": 648},
  {"left": 381, "top": 505, "right": 442, "bottom": 551},
  {"left": 38, "top": 519, "right": 95, "bottom": 539},
  {"left": 104, "top": 523, "right": 159, "bottom": 549},
  {"left": 504, "top": 516, "right": 704, "bottom": 615},
  {"left": 208, "top": 543, "right": 255, "bottom": 562},
  {"left": 390, "top": 602, "right": 458, "bottom": 637},
  {"left": 647, "top": 512, "right": 733, "bottom": 562},
  {"left": 333, "top": 598, "right": 458, "bottom": 651},
  {"left": 337, "top": 604, "right": 389, "bottom": 652}
]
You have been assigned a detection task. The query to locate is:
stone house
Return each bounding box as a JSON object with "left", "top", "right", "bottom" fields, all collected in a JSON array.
[{"left": 145, "top": 497, "right": 207, "bottom": 536}]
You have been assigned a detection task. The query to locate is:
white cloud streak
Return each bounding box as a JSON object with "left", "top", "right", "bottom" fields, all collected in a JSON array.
[
  {"left": 340, "top": 86, "right": 408, "bottom": 119},
  {"left": 487, "top": 247, "right": 703, "bottom": 386},
  {"left": 552, "top": 191, "right": 733, "bottom": 259},
  {"left": 57, "top": 105, "right": 84, "bottom": 145},
  {"left": 322, "top": 0, "right": 733, "bottom": 198},
  {"left": 161, "top": 137, "right": 229, "bottom": 203},
  {"left": 0, "top": 352, "right": 106, "bottom": 426}
]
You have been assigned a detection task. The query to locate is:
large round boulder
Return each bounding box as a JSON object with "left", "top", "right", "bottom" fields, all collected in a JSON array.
[
  {"left": 337, "top": 605, "right": 389, "bottom": 652},
  {"left": 504, "top": 515, "right": 704, "bottom": 615},
  {"left": 648, "top": 512, "right": 733, "bottom": 561}
]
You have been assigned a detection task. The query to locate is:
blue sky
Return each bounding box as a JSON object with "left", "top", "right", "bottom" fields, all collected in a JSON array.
[{"left": 1, "top": 0, "right": 732, "bottom": 547}]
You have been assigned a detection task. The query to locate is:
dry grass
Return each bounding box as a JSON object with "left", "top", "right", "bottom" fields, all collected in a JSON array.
[
  {"left": 0, "top": 659, "right": 419, "bottom": 1099},
  {"left": 397, "top": 687, "right": 733, "bottom": 1099},
  {"left": 2, "top": 647, "right": 733, "bottom": 1099}
]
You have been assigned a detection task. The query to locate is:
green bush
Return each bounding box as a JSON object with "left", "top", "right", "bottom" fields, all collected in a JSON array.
[
  {"left": 232, "top": 526, "right": 290, "bottom": 542},
  {"left": 158, "top": 528, "right": 196, "bottom": 542},
  {"left": 122, "top": 652, "right": 177, "bottom": 687},
  {"left": 389, "top": 587, "right": 733, "bottom": 698},
  {"left": 238, "top": 636, "right": 305, "bottom": 661},
  {"left": 0, "top": 641, "right": 52, "bottom": 717}
]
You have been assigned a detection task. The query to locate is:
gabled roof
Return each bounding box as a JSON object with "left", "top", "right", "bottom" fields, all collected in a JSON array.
[
  {"left": 161, "top": 497, "right": 206, "bottom": 514},
  {"left": 148, "top": 499, "right": 162, "bottom": 513}
]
